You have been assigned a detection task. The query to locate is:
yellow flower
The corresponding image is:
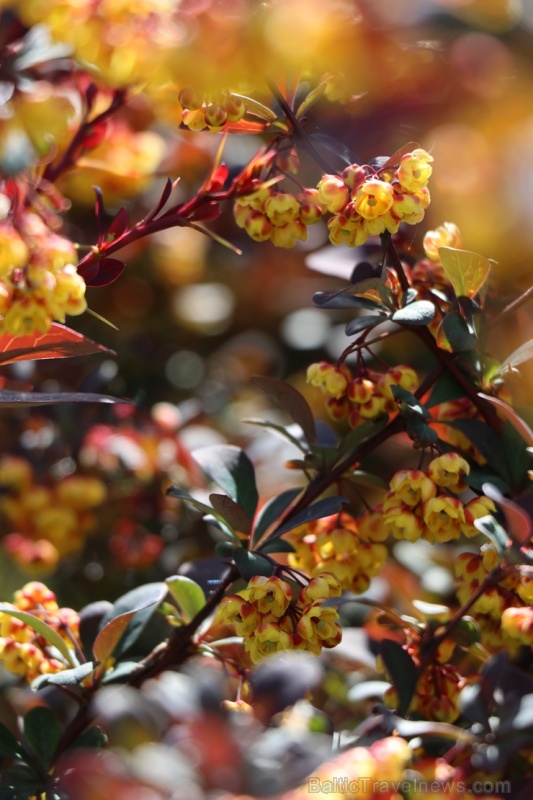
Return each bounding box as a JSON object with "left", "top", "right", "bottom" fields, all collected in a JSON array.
[
  {"left": 297, "top": 604, "right": 341, "bottom": 645},
  {"left": 389, "top": 470, "right": 437, "bottom": 507},
  {"left": 215, "top": 595, "right": 260, "bottom": 637},
  {"left": 264, "top": 193, "right": 301, "bottom": 226},
  {"left": 245, "top": 619, "right": 293, "bottom": 663},
  {"left": 427, "top": 452, "right": 470, "bottom": 493},
  {"left": 382, "top": 497, "right": 424, "bottom": 542},
  {"left": 317, "top": 174, "right": 349, "bottom": 213},
  {"left": 422, "top": 496, "right": 465, "bottom": 542},
  {"left": 423, "top": 222, "right": 462, "bottom": 263},
  {"left": 396, "top": 148, "right": 433, "bottom": 192},
  {"left": 354, "top": 179, "right": 394, "bottom": 220},
  {"left": 307, "top": 361, "right": 350, "bottom": 399},
  {"left": 300, "top": 573, "right": 342, "bottom": 604},
  {"left": 247, "top": 576, "right": 292, "bottom": 616},
  {"left": 461, "top": 496, "right": 497, "bottom": 538}
]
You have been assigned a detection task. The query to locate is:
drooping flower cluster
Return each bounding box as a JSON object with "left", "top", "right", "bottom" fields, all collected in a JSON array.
[
  {"left": 0, "top": 582, "right": 80, "bottom": 682},
  {"left": 455, "top": 543, "right": 533, "bottom": 651},
  {"left": 381, "top": 453, "right": 496, "bottom": 544},
  {"left": 319, "top": 149, "right": 432, "bottom": 248},
  {"left": 234, "top": 187, "right": 324, "bottom": 248},
  {"left": 215, "top": 573, "right": 342, "bottom": 664},
  {"left": 307, "top": 362, "right": 419, "bottom": 428},
  {"left": 0, "top": 455, "right": 106, "bottom": 573},
  {"left": 179, "top": 88, "right": 247, "bottom": 131},
  {"left": 0, "top": 199, "right": 87, "bottom": 335},
  {"left": 285, "top": 511, "right": 388, "bottom": 595}
]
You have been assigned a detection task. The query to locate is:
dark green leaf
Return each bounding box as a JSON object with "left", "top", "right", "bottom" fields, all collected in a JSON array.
[
  {"left": 192, "top": 444, "right": 259, "bottom": 518},
  {"left": 70, "top": 726, "right": 108, "bottom": 750},
  {"left": 260, "top": 539, "right": 296, "bottom": 554},
  {"left": 337, "top": 417, "right": 388, "bottom": 459},
  {"left": 391, "top": 385, "right": 429, "bottom": 418},
  {"left": 0, "top": 721, "right": 24, "bottom": 759},
  {"left": 446, "top": 419, "right": 511, "bottom": 484},
  {"left": 165, "top": 485, "right": 232, "bottom": 533},
  {"left": 313, "top": 290, "right": 389, "bottom": 313},
  {"left": 23, "top": 706, "right": 61, "bottom": 771},
  {"left": 100, "top": 660, "right": 143, "bottom": 684},
  {"left": 95, "top": 582, "right": 167, "bottom": 663},
  {"left": 501, "top": 421, "right": 532, "bottom": 493},
  {"left": 450, "top": 617, "right": 481, "bottom": 648},
  {"left": 440, "top": 313, "right": 476, "bottom": 353},
  {"left": 209, "top": 494, "right": 252, "bottom": 536},
  {"left": 165, "top": 575, "right": 206, "bottom": 623},
  {"left": 252, "top": 487, "right": 303, "bottom": 546},
  {"left": 391, "top": 300, "right": 435, "bottom": 326},
  {"left": 380, "top": 639, "right": 419, "bottom": 717},
  {"left": 233, "top": 550, "right": 274, "bottom": 580},
  {"left": 345, "top": 315, "right": 385, "bottom": 337},
  {"left": 406, "top": 415, "right": 439, "bottom": 446},
  {"left": 474, "top": 515, "right": 509, "bottom": 556},
  {"left": 272, "top": 495, "right": 346, "bottom": 538},
  {"left": 426, "top": 373, "right": 468, "bottom": 408},
  {"left": 214, "top": 541, "right": 235, "bottom": 558},
  {"left": 466, "top": 468, "right": 509, "bottom": 495},
  {"left": 0, "top": 762, "right": 43, "bottom": 800},
  {"left": 252, "top": 376, "right": 317, "bottom": 445},
  {"left": 32, "top": 662, "right": 95, "bottom": 690}
]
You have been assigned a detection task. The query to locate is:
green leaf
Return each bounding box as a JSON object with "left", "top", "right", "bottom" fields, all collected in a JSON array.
[
  {"left": 295, "top": 81, "right": 327, "bottom": 118},
  {"left": 0, "top": 721, "right": 24, "bottom": 759},
  {"left": 165, "top": 575, "right": 206, "bottom": 623},
  {"left": 233, "top": 550, "right": 274, "bottom": 580},
  {"left": 192, "top": 444, "right": 259, "bottom": 519},
  {"left": 252, "top": 376, "right": 317, "bottom": 444},
  {"left": 380, "top": 639, "right": 419, "bottom": 717},
  {"left": 0, "top": 606, "right": 75, "bottom": 667},
  {"left": 438, "top": 247, "right": 492, "bottom": 299},
  {"left": 345, "top": 315, "right": 385, "bottom": 336},
  {"left": 165, "top": 485, "right": 235, "bottom": 537},
  {"left": 243, "top": 418, "right": 307, "bottom": 452},
  {"left": 70, "top": 726, "right": 108, "bottom": 750},
  {"left": 94, "top": 583, "right": 167, "bottom": 665},
  {"left": 271, "top": 495, "right": 346, "bottom": 538},
  {"left": 482, "top": 482, "right": 532, "bottom": 548},
  {"left": 391, "top": 300, "right": 435, "bottom": 326},
  {"left": 474, "top": 515, "right": 509, "bottom": 556},
  {"left": 32, "top": 662, "right": 95, "bottom": 690},
  {"left": 346, "top": 277, "right": 395, "bottom": 308},
  {"left": 446, "top": 419, "right": 511, "bottom": 484},
  {"left": 214, "top": 541, "right": 235, "bottom": 558},
  {"left": 252, "top": 487, "right": 303, "bottom": 546},
  {"left": 501, "top": 420, "right": 532, "bottom": 492},
  {"left": 23, "top": 707, "right": 61, "bottom": 771},
  {"left": 209, "top": 494, "right": 253, "bottom": 537},
  {"left": 406, "top": 415, "right": 439, "bottom": 446},
  {"left": 440, "top": 312, "right": 476, "bottom": 353}
]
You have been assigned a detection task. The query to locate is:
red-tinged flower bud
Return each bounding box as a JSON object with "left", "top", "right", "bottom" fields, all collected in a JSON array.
[
  {"left": 182, "top": 108, "right": 207, "bottom": 131},
  {"left": 396, "top": 148, "right": 433, "bottom": 192},
  {"left": 423, "top": 222, "right": 462, "bottom": 263},
  {"left": 178, "top": 87, "right": 204, "bottom": 110},
  {"left": 347, "top": 377, "right": 375, "bottom": 404},
  {"left": 317, "top": 175, "right": 349, "bottom": 213},
  {"left": 342, "top": 164, "right": 366, "bottom": 190},
  {"left": 244, "top": 211, "right": 273, "bottom": 242}
]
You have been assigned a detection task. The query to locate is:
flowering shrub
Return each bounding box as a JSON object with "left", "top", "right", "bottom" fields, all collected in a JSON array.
[{"left": 0, "top": 2, "right": 533, "bottom": 799}]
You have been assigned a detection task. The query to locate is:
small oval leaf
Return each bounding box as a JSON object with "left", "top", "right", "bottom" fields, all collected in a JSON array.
[
  {"left": 438, "top": 247, "right": 491, "bottom": 299},
  {"left": 391, "top": 300, "right": 435, "bottom": 326},
  {"left": 0, "top": 605, "right": 75, "bottom": 666},
  {"left": 166, "top": 575, "right": 206, "bottom": 623}
]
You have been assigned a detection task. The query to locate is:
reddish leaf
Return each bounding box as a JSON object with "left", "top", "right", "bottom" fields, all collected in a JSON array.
[
  {"left": 93, "top": 186, "right": 106, "bottom": 242},
  {"left": 381, "top": 141, "right": 420, "bottom": 170},
  {"left": 189, "top": 201, "right": 221, "bottom": 222},
  {"left": 482, "top": 483, "right": 532, "bottom": 547},
  {"left": 83, "top": 121, "right": 108, "bottom": 152},
  {"left": 478, "top": 393, "right": 533, "bottom": 447},
  {"left": 224, "top": 119, "right": 268, "bottom": 134},
  {"left": 85, "top": 257, "right": 125, "bottom": 287},
  {"left": 108, "top": 206, "right": 129, "bottom": 239},
  {"left": 207, "top": 163, "right": 229, "bottom": 192},
  {"left": 0, "top": 323, "right": 114, "bottom": 366}
]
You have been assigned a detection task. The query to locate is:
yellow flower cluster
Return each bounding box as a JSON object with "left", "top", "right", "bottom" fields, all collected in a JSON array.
[
  {"left": 179, "top": 89, "right": 247, "bottom": 132},
  {"left": 0, "top": 455, "right": 106, "bottom": 573},
  {"left": 307, "top": 362, "right": 419, "bottom": 429},
  {"left": 0, "top": 202, "right": 87, "bottom": 335},
  {"left": 455, "top": 544, "right": 532, "bottom": 651},
  {"left": 285, "top": 511, "right": 388, "bottom": 595},
  {"left": 215, "top": 573, "right": 342, "bottom": 664},
  {"left": 381, "top": 453, "right": 496, "bottom": 544},
  {"left": 234, "top": 187, "right": 324, "bottom": 248},
  {"left": 318, "top": 149, "right": 432, "bottom": 248},
  {"left": 0, "top": 581, "right": 80, "bottom": 682},
  {"left": 384, "top": 662, "right": 464, "bottom": 723}
]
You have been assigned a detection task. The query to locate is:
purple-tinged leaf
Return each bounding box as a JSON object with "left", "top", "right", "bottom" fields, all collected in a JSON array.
[
  {"left": 0, "top": 389, "right": 127, "bottom": 407},
  {"left": 252, "top": 487, "right": 303, "bottom": 546},
  {"left": 192, "top": 444, "right": 259, "bottom": 519},
  {"left": 93, "top": 186, "right": 106, "bottom": 243},
  {"left": 85, "top": 257, "right": 125, "bottom": 287},
  {"left": 209, "top": 493, "right": 253, "bottom": 537},
  {"left": 271, "top": 495, "right": 346, "bottom": 538},
  {"left": 381, "top": 639, "right": 419, "bottom": 717},
  {"left": 252, "top": 376, "right": 317, "bottom": 444}
]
